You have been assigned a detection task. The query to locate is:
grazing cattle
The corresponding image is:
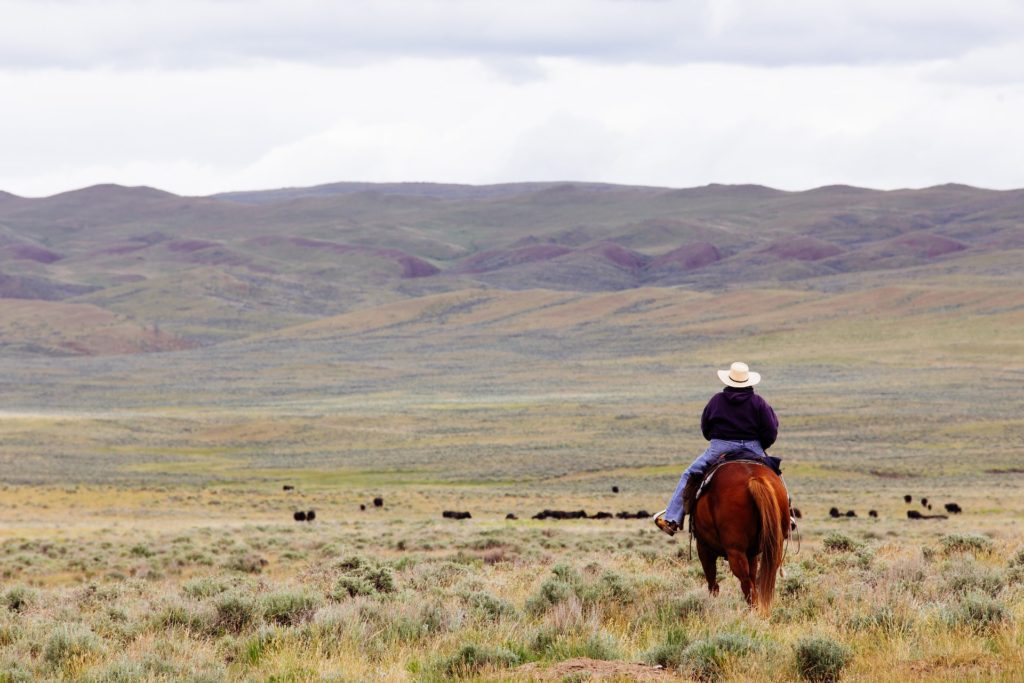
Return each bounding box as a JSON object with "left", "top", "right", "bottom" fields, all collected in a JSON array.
[
  {"left": 442, "top": 510, "right": 472, "bottom": 520},
  {"left": 590, "top": 511, "right": 614, "bottom": 519},
  {"left": 869, "top": 510, "right": 878, "bottom": 518},
  {"left": 373, "top": 497, "right": 384, "bottom": 508},
  {"left": 537, "top": 509, "right": 600, "bottom": 520},
  {"left": 907, "top": 509, "right": 948, "bottom": 520},
  {"left": 921, "top": 497, "right": 928, "bottom": 507},
  {"left": 306, "top": 509, "right": 316, "bottom": 522},
  {"left": 282, "top": 485, "right": 294, "bottom": 491},
  {"left": 293, "top": 511, "right": 307, "bottom": 522},
  {"left": 927, "top": 504, "right": 932, "bottom": 510},
  {"left": 611, "top": 486, "right": 620, "bottom": 493},
  {"left": 359, "top": 504, "right": 366, "bottom": 511},
  {"left": 829, "top": 507, "right": 841, "bottom": 518},
  {"left": 505, "top": 513, "right": 518, "bottom": 520},
  {"left": 791, "top": 508, "right": 802, "bottom": 519},
  {"left": 904, "top": 494, "right": 912, "bottom": 503},
  {"left": 945, "top": 502, "right": 962, "bottom": 514},
  {"left": 845, "top": 510, "right": 857, "bottom": 518}
]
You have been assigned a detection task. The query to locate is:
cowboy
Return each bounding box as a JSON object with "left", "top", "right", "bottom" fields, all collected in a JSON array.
[{"left": 653, "top": 362, "right": 778, "bottom": 536}]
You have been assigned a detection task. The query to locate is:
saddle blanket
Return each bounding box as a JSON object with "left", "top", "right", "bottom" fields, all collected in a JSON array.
[{"left": 695, "top": 450, "right": 782, "bottom": 500}]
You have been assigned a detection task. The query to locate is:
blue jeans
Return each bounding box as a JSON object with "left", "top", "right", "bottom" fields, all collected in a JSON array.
[{"left": 664, "top": 439, "right": 767, "bottom": 523}]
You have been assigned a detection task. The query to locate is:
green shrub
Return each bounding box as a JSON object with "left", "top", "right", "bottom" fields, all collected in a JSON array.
[
  {"left": 1010, "top": 546, "right": 1024, "bottom": 568},
  {"left": 210, "top": 593, "right": 259, "bottom": 634},
  {"left": 182, "top": 577, "right": 231, "bottom": 599},
  {"left": 1007, "top": 566, "right": 1024, "bottom": 586},
  {"left": 821, "top": 533, "right": 859, "bottom": 553},
  {"left": 846, "top": 605, "right": 913, "bottom": 635},
  {"left": 593, "top": 570, "right": 635, "bottom": 605},
  {"left": 642, "top": 627, "right": 691, "bottom": 668},
  {"left": 794, "top": 637, "right": 852, "bottom": 682},
  {"left": 156, "top": 603, "right": 205, "bottom": 631},
  {"left": 525, "top": 578, "right": 574, "bottom": 613},
  {"left": 940, "top": 534, "right": 993, "bottom": 555},
  {"left": 0, "top": 623, "right": 21, "bottom": 647},
  {"left": 2, "top": 587, "right": 36, "bottom": 613},
  {"left": 223, "top": 553, "right": 267, "bottom": 574},
  {"left": 551, "top": 563, "right": 582, "bottom": 585},
  {"left": 779, "top": 569, "right": 809, "bottom": 597},
  {"left": 460, "top": 590, "right": 515, "bottom": 620},
  {"left": 241, "top": 626, "right": 283, "bottom": 666},
  {"left": 261, "top": 590, "right": 320, "bottom": 626},
  {"left": 438, "top": 643, "right": 521, "bottom": 677},
  {"left": 43, "top": 624, "right": 103, "bottom": 670},
  {"left": 129, "top": 544, "right": 154, "bottom": 558},
  {"left": 384, "top": 602, "right": 450, "bottom": 643},
  {"left": 0, "top": 661, "right": 34, "bottom": 683},
  {"left": 676, "top": 633, "right": 760, "bottom": 682},
  {"left": 679, "top": 640, "right": 725, "bottom": 682},
  {"left": 943, "top": 559, "right": 1005, "bottom": 597},
  {"left": 331, "top": 557, "right": 396, "bottom": 598},
  {"left": 658, "top": 593, "right": 709, "bottom": 621},
  {"left": 88, "top": 660, "right": 146, "bottom": 683},
  {"left": 570, "top": 632, "right": 621, "bottom": 661},
  {"left": 942, "top": 593, "right": 1011, "bottom": 632}
]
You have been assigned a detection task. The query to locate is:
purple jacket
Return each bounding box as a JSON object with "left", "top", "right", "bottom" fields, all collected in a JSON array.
[{"left": 700, "top": 387, "right": 778, "bottom": 450}]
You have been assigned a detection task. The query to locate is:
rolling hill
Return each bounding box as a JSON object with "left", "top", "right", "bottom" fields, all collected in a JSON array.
[{"left": 0, "top": 180, "right": 1021, "bottom": 355}]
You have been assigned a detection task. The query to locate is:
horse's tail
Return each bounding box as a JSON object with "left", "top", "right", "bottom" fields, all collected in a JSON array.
[{"left": 747, "top": 477, "right": 783, "bottom": 613}]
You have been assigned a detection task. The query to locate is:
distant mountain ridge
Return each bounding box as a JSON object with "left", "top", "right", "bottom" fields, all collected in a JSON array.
[{"left": 0, "top": 180, "right": 1021, "bottom": 356}]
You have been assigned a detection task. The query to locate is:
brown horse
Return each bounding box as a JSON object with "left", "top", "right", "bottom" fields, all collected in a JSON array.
[{"left": 691, "top": 461, "right": 789, "bottom": 613}]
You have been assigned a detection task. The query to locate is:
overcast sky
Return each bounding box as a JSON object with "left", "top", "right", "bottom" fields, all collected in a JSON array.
[{"left": 3, "top": 0, "right": 1024, "bottom": 197}]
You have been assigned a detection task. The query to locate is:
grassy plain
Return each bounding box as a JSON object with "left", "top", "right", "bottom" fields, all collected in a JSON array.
[{"left": 1, "top": 274, "right": 1023, "bottom": 681}]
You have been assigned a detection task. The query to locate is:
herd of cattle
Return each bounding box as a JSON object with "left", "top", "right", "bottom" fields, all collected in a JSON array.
[
  {"left": 281, "top": 485, "right": 965, "bottom": 524},
  {"left": 825, "top": 495, "right": 963, "bottom": 521}
]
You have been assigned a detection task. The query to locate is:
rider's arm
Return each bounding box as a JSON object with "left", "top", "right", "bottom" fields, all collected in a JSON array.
[
  {"left": 700, "top": 396, "right": 715, "bottom": 441},
  {"left": 758, "top": 399, "right": 779, "bottom": 450}
]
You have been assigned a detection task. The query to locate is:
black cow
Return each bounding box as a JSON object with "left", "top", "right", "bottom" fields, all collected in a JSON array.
[
  {"left": 373, "top": 497, "right": 384, "bottom": 508},
  {"left": 442, "top": 510, "right": 472, "bottom": 520},
  {"left": 282, "top": 485, "right": 294, "bottom": 491},
  {"left": 359, "top": 504, "right": 366, "bottom": 511},
  {"left": 590, "top": 511, "right": 614, "bottom": 519},
  {"left": 845, "top": 510, "right": 857, "bottom": 518},
  {"left": 945, "top": 502, "right": 962, "bottom": 514},
  {"left": 907, "top": 510, "right": 922, "bottom": 519},
  {"left": 306, "top": 509, "right": 316, "bottom": 522},
  {"left": 293, "top": 511, "right": 307, "bottom": 522},
  {"left": 611, "top": 486, "right": 620, "bottom": 493},
  {"left": 904, "top": 494, "right": 912, "bottom": 503},
  {"left": 921, "top": 497, "right": 929, "bottom": 507},
  {"left": 829, "top": 507, "right": 841, "bottom": 518},
  {"left": 868, "top": 510, "right": 878, "bottom": 518},
  {"left": 505, "top": 513, "right": 518, "bottom": 520}
]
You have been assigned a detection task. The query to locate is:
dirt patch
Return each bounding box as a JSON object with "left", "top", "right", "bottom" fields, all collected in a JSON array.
[{"left": 515, "top": 658, "right": 672, "bottom": 680}]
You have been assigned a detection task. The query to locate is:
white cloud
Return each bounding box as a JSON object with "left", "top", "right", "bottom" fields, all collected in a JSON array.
[
  {"left": 2, "top": 2, "right": 1024, "bottom": 195},
  {"left": 3, "top": 56, "right": 1024, "bottom": 196},
  {"left": 2, "top": 0, "right": 1023, "bottom": 68}
]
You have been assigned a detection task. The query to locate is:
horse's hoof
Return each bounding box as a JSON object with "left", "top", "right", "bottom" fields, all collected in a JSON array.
[{"left": 710, "top": 585, "right": 720, "bottom": 597}]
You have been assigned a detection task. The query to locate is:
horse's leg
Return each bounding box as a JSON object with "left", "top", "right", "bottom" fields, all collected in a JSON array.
[
  {"left": 696, "top": 542, "right": 719, "bottom": 597},
  {"left": 747, "top": 553, "right": 761, "bottom": 607},
  {"left": 725, "top": 550, "right": 754, "bottom": 605}
]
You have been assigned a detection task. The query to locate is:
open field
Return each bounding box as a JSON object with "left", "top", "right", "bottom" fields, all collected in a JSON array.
[
  {"left": 1, "top": 277, "right": 1023, "bottom": 680},
  {"left": 1, "top": 182, "right": 1022, "bottom": 680}
]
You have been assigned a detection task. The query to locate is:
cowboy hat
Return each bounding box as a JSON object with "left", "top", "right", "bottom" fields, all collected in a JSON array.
[{"left": 717, "top": 361, "right": 761, "bottom": 388}]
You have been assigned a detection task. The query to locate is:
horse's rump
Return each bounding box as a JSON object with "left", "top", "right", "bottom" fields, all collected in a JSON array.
[{"left": 692, "top": 462, "right": 789, "bottom": 612}]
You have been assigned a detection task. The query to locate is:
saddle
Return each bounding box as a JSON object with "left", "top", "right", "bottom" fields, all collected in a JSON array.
[{"left": 682, "top": 449, "right": 783, "bottom": 527}]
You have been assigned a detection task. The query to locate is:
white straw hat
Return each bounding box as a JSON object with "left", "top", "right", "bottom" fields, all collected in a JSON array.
[{"left": 717, "top": 361, "right": 761, "bottom": 388}]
